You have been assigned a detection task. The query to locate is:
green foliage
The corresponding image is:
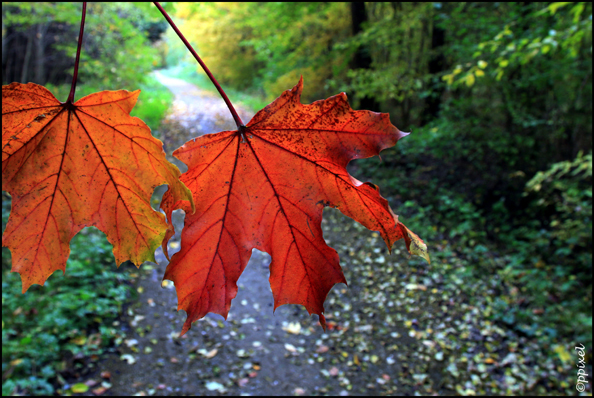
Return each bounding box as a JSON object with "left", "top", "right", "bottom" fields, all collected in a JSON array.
[
  {"left": 524, "top": 151, "right": 592, "bottom": 258},
  {"left": 2, "top": 2, "right": 166, "bottom": 89},
  {"left": 443, "top": 2, "right": 592, "bottom": 85},
  {"left": 341, "top": 3, "right": 433, "bottom": 104},
  {"left": 495, "top": 152, "right": 592, "bottom": 345},
  {"left": 2, "top": 2, "right": 80, "bottom": 27},
  {"left": 56, "top": 3, "right": 160, "bottom": 88},
  {"left": 172, "top": 3, "right": 351, "bottom": 103},
  {"left": 2, "top": 194, "right": 134, "bottom": 396},
  {"left": 436, "top": 2, "right": 591, "bottom": 171},
  {"left": 130, "top": 75, "right": 175, "bottom": 134},
  {"left": 351, "top": 0, "right": 592, "bottom": 321}
]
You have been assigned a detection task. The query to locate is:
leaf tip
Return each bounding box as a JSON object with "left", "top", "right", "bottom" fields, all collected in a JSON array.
[
  {"left": 318, "top": 313, "right": 327, "bottom": 331},
  {"left": 397, "top": 222, "right": 430, "bottom": 264},
  {"left": 398, "top": 130, "right": 411, "bottom": 140},
  {"left": 291, "top": 76, "right": 304, "bottom": 97},
  {"left": 20, "top": 280, "right": 32, "bottom": 295},
  {"left": 180, "top": 320, "right": 191, "bottom": 337}
]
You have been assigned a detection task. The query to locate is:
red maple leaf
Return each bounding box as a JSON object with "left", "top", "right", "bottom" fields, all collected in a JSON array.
[
  {"left": 2, "top": 82, "right": 193, "bottom": 291},
  {"left": 161, "top": 78, "right": 429, "bottom": 335}
]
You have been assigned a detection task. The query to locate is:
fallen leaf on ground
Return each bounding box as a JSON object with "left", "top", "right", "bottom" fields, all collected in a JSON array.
[
  {"left": 405, "top": 283, "right": 427, "bottom": 291},
  {"left": 283, "top": 322, "right": 302, "bottom": 335},
  {"left": 204, "top": 348, "right": 218, "bottom": 358},
  {"left": 71, "top": 383, "right": 89, "bottom": 393},
  {"left": 92, "top": 386, "right": 109, "bottom": 396},
  {"left": 284, "top": 343, "right": 297, "bottom": 353},
  {"left": 130, "top": 315, "right": 145, "bottom": 327},
  {"left": 70, "top": 336, "right": 87, "bottom": 345},
  {"left": 120, "top": 354, "right": 136, "bottom": 364},
  {"left": 205, "top": 381, "right": 225, "bottom": 391}
]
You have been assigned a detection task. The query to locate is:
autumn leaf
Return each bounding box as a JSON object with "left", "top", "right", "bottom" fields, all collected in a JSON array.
[
  {"left": 2, "top": 82, "right": 193, "bottom": 292},
  {"left": 161, "top": 77, "right": 428, "bottom": 335}
]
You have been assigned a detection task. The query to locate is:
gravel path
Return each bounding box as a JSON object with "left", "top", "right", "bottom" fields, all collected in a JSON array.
[
  {"left": 91, "top": 73, "right": 415, "bottom": 396},
  {"left": 83, "top": 72, "right": 572, "bottom": 397}
]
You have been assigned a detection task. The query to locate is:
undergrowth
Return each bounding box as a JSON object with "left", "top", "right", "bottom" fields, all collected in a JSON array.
[
  {"left": 2, "top": 193, "right": 136, "bottom": 395},
  {"left": 352, "top": 143, "right": 593, "bottom": 355}
]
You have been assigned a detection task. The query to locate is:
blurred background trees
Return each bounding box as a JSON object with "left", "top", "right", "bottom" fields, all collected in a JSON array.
[
  {"left": 2, "top": 2, "right": 173, "bottom": 130},
  {"left": 2, "top": 1, "right": 592, "bottom": 395},
  {"left": 2, "top": 2, "right": 166, "bottom": 88}
]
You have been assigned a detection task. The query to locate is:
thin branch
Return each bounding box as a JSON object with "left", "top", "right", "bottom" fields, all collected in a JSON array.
[
  {"left": 67, "top": 2, "right": 86, "bottom": 104},
  {"left": 153, "top": 2, "right": 245, "bottom": 129}
]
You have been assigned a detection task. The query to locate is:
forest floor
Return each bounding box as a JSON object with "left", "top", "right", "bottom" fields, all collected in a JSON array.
[{"left": 78, "top": 72, "right": 580, "bottom": 396}]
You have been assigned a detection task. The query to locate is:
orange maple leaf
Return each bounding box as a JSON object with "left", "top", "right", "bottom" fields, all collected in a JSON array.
[
  {"left": 161, "top": 78, "right": 429, "bottom": 335},
  {"left": 2, "top": 82, "right": 193, "bottom": 292}
]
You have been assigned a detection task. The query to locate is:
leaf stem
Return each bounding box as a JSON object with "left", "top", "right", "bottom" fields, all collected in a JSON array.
[
  {"left": 67, "top": 2, "right": 86, "bottom": 104},
  {"left": 153, "top": 2, "right": 244, "bottom": 129}
]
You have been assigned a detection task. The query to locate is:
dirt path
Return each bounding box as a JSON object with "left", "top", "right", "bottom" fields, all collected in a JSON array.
[
  {"left": 85, "top": 73, "right": 481, "bottom": 396},
  {"left": 91, "top": 73, "right": 417, "bottom": 396}
]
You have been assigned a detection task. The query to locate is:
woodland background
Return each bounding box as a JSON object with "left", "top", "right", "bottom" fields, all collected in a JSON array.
[{"left": 2, "top": 2, "right": 592, "bottom": 395}]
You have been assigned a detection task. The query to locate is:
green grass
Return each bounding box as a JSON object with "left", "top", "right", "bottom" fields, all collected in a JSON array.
[{"left": 131, "top": 75, "right": 175, "bottom": 136}]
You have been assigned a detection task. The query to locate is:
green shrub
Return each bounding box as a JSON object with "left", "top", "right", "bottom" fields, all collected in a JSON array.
[
  {"left": 495, "top": 152, "right": 592, "bottom": 345},
  {"left": 2, "top": 193, "right": 134, "bottom": 395},
  {"left": 130, "top": 74, "right": 175, "bottom": 134},
  {"left": 351, "top": 143, "right": 592, "bottom": 352}
]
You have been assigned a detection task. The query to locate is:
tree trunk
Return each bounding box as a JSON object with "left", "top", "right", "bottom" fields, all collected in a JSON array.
[
  {"left": 421, "top": 11, "right": 446, "bottom": 124},
  {"left": 34, "top": 23, "right": 48, "bottom": 84},
  {"left": 20, "top": 28, "right": 34, "bottom": 83},
  {"left": 350, "top": 2, "right": 381, "bottom": 112},
  {"left": 1, "top": 19, "right": 7, "bottom": 78}
]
